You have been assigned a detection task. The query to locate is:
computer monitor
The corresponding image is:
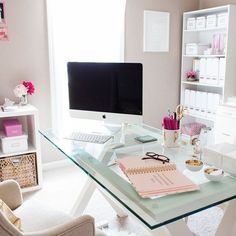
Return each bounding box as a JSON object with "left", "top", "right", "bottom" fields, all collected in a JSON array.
[{"left": 67, "top": 62, "right": 143, "bottom": 126}]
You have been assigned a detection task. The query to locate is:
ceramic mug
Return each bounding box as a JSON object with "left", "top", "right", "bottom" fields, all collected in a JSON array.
[{"left": 163, "top": 129, "right": 180, "bottom": 148}]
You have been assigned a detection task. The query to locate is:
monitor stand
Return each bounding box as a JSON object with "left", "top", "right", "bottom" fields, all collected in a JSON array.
[{"left": 106, "top": 123, "right": 127, "bottom": 149}]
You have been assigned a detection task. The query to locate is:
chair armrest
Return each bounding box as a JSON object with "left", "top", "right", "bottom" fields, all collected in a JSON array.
[
  {"left": 23, "top": 215, "right": 96, "bottom": 236},
  {"left": 0, "top": 180, "right": 23, "bottom": 210}
]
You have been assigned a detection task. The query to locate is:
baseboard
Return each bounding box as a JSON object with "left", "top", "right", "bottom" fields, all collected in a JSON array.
[{"left": 42, "top": 159, "right": 72, "bottom": 171}]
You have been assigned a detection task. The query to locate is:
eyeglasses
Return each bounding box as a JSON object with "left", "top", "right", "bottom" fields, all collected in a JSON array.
[{"left": 142, "top": 152, "right": 170, "bottom": 164}]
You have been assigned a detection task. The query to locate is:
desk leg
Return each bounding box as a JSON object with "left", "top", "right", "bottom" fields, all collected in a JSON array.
[
  {"left": 99, "top": 190, "right": 128, "bottom": 218},
  {"left": 216, "top": 199, "right": 236, "bottom": 236},
  {"left": 70, "top": 178, "right": 96, "bottom": 216}
]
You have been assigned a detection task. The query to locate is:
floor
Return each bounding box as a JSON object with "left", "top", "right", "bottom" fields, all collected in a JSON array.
[{"left": 24, "top": 162, "right": 224, "bottom": 236}]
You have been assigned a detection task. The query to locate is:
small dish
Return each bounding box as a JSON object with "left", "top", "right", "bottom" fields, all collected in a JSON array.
[
  {"left": 204, "top": 168, "right": 224, "bottom": 182},
  {"left": 185, "top": 159, "right": 203, "bottom": 172}
]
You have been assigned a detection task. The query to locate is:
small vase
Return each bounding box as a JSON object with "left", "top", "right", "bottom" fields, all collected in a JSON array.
[{"left": 20, "top": 95, "right": 28, "bottom": 105}]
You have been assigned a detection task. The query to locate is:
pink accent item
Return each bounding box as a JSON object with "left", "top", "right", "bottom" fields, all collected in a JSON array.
[
  {"left": 181, "top": 122, "right": 206, "bottom": 136},
  {"left": 2, "top": 119, "right": 23, "bottom": 137}
]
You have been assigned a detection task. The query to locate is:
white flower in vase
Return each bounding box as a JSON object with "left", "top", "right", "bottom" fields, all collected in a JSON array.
[{"left": 14, "top": 84, "right": 27, "bottom": 98}]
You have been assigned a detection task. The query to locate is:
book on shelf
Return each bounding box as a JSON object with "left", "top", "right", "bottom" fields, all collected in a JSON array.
[{"left": 116, "top": 156, "right": 199, "bottom": 198}]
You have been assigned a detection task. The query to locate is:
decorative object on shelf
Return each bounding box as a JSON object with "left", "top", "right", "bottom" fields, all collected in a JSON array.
[
  {"left": 2, "top": 98, "right": 14, "bottom": 108},
  {"left": 186, "top": 69, "right": 198, "bottom": 82},
  {"left": 14, "top": 81, "right": 35, "bottom": 105}
]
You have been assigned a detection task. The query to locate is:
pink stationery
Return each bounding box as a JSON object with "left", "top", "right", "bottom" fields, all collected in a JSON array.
[{"left": 116, "top": 156, "right": 199, "bottom": 198}]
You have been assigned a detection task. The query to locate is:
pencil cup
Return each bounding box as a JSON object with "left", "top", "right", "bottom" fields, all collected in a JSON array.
[{"left": 163, "top": 129, "right": 180, "bottom": 148}]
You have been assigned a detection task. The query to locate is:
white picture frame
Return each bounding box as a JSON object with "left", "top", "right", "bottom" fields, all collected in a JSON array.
[{"left": 143, "top": 10, "right": 170, "bottom": 52}]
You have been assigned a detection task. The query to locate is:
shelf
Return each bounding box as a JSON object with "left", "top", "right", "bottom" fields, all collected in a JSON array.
[
  {"left": 183, "top": 5, "right": 228, "bottom": 16},
  {"left": 183, "top": 54, "right": 225, "bottom": 58},
  {"left": 0, "top": 143, "right": 37, "bottom": 158},
  {"left": 184, "top": 27, "right": 227, "bottom": 32},
  {"left": 0, "top": 104, "right": 38, "bottom": 118},
  {"left": 182, "top": 81, "right": 223, "bottom": 88}
]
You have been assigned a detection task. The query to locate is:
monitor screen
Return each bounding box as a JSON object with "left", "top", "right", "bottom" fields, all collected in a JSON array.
[{"left": 67, "top": 62, "right": 143, "bottom": 117}]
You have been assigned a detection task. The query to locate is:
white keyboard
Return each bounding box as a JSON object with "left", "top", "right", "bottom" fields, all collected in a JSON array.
[{"left": 64, "top": 132, "right": 113, "bottom": 144}]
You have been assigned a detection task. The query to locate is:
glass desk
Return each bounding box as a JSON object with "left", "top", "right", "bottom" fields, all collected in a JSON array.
[{"left": 40, "top": 124, "right": 236, "bottom": 236}]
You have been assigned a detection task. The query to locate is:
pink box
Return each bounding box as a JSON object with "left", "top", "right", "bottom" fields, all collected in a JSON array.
[{"left": 2, "top": 119, "right": 23, "bottom": 137}]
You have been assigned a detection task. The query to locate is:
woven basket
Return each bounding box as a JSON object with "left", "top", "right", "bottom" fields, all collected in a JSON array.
[{"left": 0, "top": 153, "right": 38, "bottom": 188}]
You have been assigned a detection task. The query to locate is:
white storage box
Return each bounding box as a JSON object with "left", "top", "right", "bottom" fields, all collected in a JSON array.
[
  {"left": 222, "top": 151, "right": 236, "bottom": 175},
  {"left": 196, "top": 17, "right": 206, "bottom": 29},
  {"left": 186, "top": 17, "right": 196, "bottom": 30},
  {"left": 206, "top": 14, "right": 217, "bottom": 28},
  {"left": 0, "top": 134, "right": 28, "bottom": 154},
  {"left": 203, "top": 142, "right": 236, "bottom": 167},
  {"left": 185, "top": 43, "right": 209, "bottom": 55},
  {"left": 217, "top": 13, "right": 228, "bottom": 28}
]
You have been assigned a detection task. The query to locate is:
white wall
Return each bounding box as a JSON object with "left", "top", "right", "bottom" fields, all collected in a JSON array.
[{"left": 0, "top": 0, "right": 199, "bottom": 163}]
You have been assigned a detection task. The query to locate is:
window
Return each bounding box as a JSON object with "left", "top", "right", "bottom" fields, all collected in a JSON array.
[{"left": 47, "top": 0, "right": 126, "bottom": 129}]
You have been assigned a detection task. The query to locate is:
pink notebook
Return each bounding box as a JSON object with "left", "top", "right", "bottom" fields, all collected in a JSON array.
[{"left": 116, "top": 156, "right": 199, "bottom": 198}]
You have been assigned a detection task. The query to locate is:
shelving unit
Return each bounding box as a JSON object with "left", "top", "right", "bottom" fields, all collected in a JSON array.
[
  {"left": 0, "top": 105, "right": 42, "bottom": 192},
  {"left": 180, "top": 5, "right": 236, "bottom": 127}
]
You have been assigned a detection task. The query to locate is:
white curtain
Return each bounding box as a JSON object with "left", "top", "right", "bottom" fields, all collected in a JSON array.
[{"left": 47, "top": 0, "right": 126, "bottom": 129}]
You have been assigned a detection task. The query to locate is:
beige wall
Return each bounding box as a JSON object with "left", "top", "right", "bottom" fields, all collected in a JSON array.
[
  {"left": 200, "top": 0, "right": 236, "bottom": 8},
  {"left": 125, "top": 0, "right": 199, "bottom": 128},
  {"left": 0, "top": 0, "right": 63, "bottom": 163},
  {"left": 0, "top": 0, "right": 199, "bottom": 163},
  {"left": 0, "top": 0, "right": 51, "bottom": 129}
]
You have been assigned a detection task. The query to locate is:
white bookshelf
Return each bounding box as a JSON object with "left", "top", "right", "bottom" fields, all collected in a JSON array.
[
  {"left": 0, "top": 105, "right": 42, "bottom": 192},
  {"left": 180, "top": 5, "right": 236, "bottom": 127}
]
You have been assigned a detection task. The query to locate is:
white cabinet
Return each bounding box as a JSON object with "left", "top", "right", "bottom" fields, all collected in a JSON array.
[
  {"left": 180, "top": 5, "right": 236, "bottom": 124},
  {"left": 0, "top": 105, "right": 42, "bottom": 192}
]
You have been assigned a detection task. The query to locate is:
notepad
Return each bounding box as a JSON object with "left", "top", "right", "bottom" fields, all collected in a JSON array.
[{"left": 116, "top": 156, "right": 199, "bottom": 198}]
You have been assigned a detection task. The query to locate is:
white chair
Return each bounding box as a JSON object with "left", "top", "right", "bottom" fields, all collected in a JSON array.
[{"left": 0, "top": 180, "right": 106, "bottom": 236}]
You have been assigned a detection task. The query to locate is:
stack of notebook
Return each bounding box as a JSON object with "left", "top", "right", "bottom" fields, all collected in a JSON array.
[{"left": 116, "top": 156, "right": 199, "bottom": 198}]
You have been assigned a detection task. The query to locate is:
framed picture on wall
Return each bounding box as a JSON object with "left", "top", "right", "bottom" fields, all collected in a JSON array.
[
  {"left": 0, "top": 0, "right": 8, "bottom": 41},
  {"left": 143, "top": 10, "right": 170, "bottom": 52},
  {"left": 0, "top": 1, "right": 5, "bottom": 23}
]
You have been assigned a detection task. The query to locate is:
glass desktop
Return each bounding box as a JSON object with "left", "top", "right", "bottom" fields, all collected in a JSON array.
[{"left": 40, "top": 124, "right": 236, "bottom": 230}]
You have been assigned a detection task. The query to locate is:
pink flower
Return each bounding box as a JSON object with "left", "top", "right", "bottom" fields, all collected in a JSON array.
[
  {"left": 186, "top": 70, "right": 197, "bottom": 78},
  {"left": 14, "top": 81, "right": 35, "bottom": 98},
  {"left": 23, "top": 81, "right": 35, "bottom": 95}
]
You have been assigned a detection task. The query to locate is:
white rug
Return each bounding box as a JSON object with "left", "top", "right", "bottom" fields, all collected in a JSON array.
[{"left": 24, "top": 163, "right": 224, "bottom": 236}]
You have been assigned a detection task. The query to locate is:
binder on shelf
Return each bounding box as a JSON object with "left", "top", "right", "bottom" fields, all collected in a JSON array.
[
  {"left": 201, "top": 92, "right": 208, "bottom": 116},
  {"left": 205, "top": 58, "right": 212, "bottom": 84},
  {"left": 199, "top": 58, "right": 206, "bottom": 83},
  {"left": 206, "top": 93, "right": 214, "bottom": 118},
  {"left": 195, "top": 91, "right": 201, "bottom": 115},
  {"left": 189, "top": 90, "right": 196, "bottom": 114},
  {"left": 219, "top": 58, "right": 226, "bottom": 86},
  {"left": 211, "top": 58, "right": 219, "bottom": 85},
  {"left": 184, "top": 89, "right": 190, "bottom": 109}
]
